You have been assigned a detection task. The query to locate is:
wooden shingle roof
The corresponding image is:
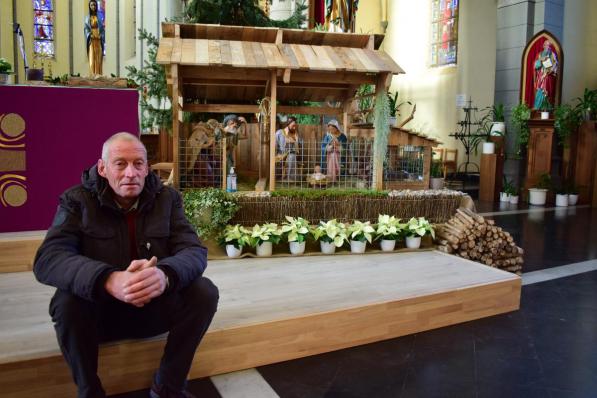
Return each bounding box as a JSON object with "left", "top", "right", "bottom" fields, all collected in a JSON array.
[{"left": 157, "top": 23, "right": 404, "bottom": 75}]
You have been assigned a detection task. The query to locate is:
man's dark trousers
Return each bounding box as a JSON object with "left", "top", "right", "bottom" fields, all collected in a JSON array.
[{"left": 50, "top": 276, "right": 219, "bottom": 398}]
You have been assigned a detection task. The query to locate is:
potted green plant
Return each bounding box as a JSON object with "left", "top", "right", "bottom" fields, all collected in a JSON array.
[
  {"left": 248, "top": 223, "right": 282, "bottom": 257},
  {"left": 554, "top": 185, "right": 568, "bottom": 207},
  {"left": 403, "top": 217, "right": 435, "bottom": 249},
  {"left": 479, "top": 104, "right": 506, "bottom": 154},
  {"left": 280, "top": 216, "right": 310, "bottom": 255},
  {"left": 0, "top": 58, "right": 12, "bottom": 84},
  {"left": 575, "top": 88, "right": 597, "bottom": 121},
  {"left": 347, "top": 220, "right": 376, "bottom": 254},
  {"left": 528, "top": 173, "right": 551, "bottom": 206},
  {"left": 375, "top": 214, "right": 403, "bottom": 252},
  {"left": 387, "top": 91, "right": 412, "bottom": 126},
  {"left": 489, "top": 103, "right": 506, "bottom": 135},
  {"left": 430, "top": 159, "right": 445, "bottom": 189},
  {"left": 183, "top": 188, "right": 239, "bottom": 240},
  {"left": 566, "top": 181, "right": 579, "bottom": 205},
  {"left": 219, "top": 224, "right": 250, "bottom": 258},
  {"left": 511, "top": 103, "right": 531, "bottom": 155},
  {"left": 500, "top": 176, "right": 512, "bottom": 202},
  {"left": 311, "top": 219, "right": 347, "bottom": 254},
  {"left": 539, "top": 100, "right": 553, "bottom": 120},
  {"left": 506, "top": 183, "right": 519, "bottom": 204},
  {"left": 554, "top": 104, "right": 583, "bottom": 147}
]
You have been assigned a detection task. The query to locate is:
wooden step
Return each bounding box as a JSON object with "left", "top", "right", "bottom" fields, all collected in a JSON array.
[
  {"left": 0, "top": 251, "right": 520, "bottom": 397},
  {"left": 0, "top": 231, "right": 45, "bottom": 273}
]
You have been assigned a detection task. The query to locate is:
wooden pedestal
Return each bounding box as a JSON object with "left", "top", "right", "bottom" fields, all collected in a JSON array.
[
  {"left": 480, "top": 154, "right": 497, "bottom": 202},
  {"left": 573, "top": 121, "right": 597, "bottom": 205},
  {"left": 525, "top": 119, "right": 554, "bottom": 190}
]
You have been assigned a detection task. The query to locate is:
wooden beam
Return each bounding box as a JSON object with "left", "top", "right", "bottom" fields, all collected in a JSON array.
[
  {"left": 366, "top": 35, "right": 375, "bottom": 50},
  {"left": 184, "top": 79, "right": 266, "bottom": 88},
  {"left": 275, "top": 29, "right": 283, "bottom": 46},
  {"left": 289, "top": 70, "right": 377, "bottom": 85},
  {"left": 180, "top": 66, "right": 271, "bottom": 81},
  {"left": 278, "top": 82, "right": 350, "bottom": 90},
  {"left": 277, "top": 106, "right": 342, "bottom": 115},
  {"left": 269, "top": 70, "right": 277, "bottom": 191},
  {"left": 283, "top": 68, "right": 291, "bottom": 84},
  {"left": 179, "top": 67, "right": 376, "bottom": 86},
  {"left": 182, "top": 104, "right": 260, "bottom": 113}
]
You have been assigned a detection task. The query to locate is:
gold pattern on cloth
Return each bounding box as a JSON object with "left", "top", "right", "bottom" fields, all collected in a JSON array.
[
  {"left": 0, "top": 175, "right": 27, "bottom": 208},
  {"left": 89, "top": 15, "right": 103, "bottom": 76},
  {"left": 0, "top": 113, "right": 26, "bottom": 139}
]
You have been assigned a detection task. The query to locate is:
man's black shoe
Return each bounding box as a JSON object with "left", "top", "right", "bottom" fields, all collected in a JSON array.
[{"left": 149, "top": 381, "right": 196, "bottom": 398}]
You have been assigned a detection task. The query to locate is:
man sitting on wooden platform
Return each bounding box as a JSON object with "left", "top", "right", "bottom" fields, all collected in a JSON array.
[{"left": 33, "top": 132, "right": 219, "bottom": 398}]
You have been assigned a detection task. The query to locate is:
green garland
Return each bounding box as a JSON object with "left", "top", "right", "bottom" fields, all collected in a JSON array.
[
  {"left": 183, "top": 188, "right": 239, "bottom": 239},
  {"left": 372, "top": 90, "right": 391, "bottom": 185},
  {"left": 126, "top": 29, "right": 171, "bottom": 131}
]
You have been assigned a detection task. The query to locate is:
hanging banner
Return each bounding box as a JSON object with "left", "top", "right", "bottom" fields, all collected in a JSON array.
[{"left": 0, "top": 85, "right": 139, "bottom": 232}]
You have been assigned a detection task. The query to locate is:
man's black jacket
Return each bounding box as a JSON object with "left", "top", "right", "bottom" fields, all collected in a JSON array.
[{"left": 33, "top": 165, "right": 207, "bottom": 301}]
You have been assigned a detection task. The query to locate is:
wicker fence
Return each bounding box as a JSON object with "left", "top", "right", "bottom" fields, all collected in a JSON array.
[{"left": 230, "top": 192, "right": 467, "bottom": 226}]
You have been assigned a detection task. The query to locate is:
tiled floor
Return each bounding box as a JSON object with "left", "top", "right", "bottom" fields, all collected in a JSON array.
[{"left": 114, "top": 205, "right": 597, "bottom": 398}]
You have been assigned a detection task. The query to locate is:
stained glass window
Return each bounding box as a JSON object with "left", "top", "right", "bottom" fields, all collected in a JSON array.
[
  {"left": 430, "top": 0, "right": 459, "bottom": 67},
  {"left": 33, "top": 0, "right": 54, "bottom": 58}
]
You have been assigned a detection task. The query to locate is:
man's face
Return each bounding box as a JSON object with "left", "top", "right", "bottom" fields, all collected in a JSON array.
[{"left": 97, "top": 139, "right": 148, "bottom": 204}]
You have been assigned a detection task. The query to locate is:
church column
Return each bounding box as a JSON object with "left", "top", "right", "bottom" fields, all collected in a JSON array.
[{"left": 494, "top": 0, "right": 564, "bottom": 187}]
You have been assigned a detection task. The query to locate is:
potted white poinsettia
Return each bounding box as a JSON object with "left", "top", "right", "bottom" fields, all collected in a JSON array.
[
  {"left": 249, "top": 223, "right": 282, "bottom": 257},
  {"left": 281, "top": 216, "right": 310, "bottom": 255},
  {"left": 375, "top": 214, "right": 403, "bottom": 252},
  {"left": 219, "top": 224, "right": 250, "bottom": 258},
  {"left": 347, "top": 220, "right": 376, "bottom": 254},
  {"left": 403, "top": 217, "right": 435, "bottom": 249},
  {"left": 311, "top": 219, "right": 347, "bottom": 254}
]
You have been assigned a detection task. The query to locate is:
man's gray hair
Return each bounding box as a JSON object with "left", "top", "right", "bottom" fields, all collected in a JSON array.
[{"left": 101, "top": 132, "right": 147, "bottom": 162}]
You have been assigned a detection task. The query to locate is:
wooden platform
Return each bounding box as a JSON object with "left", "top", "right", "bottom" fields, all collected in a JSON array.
[
  {"left": 0, "top": 231, "right": 45, "bottom": 273},
  {"left": 0, "top": 251, "right": 520, "bottom": 397}
]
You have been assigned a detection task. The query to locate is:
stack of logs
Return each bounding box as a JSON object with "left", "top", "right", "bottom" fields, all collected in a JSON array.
[{"left": 436, "top": 207, "right": 523, "bottom": 275}]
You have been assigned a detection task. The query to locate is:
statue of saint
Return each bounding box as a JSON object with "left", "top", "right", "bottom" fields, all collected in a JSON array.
[
  {"left": 222, "top": 114, "right": 247, "bottom": 169},
  {"left": 84, "top": 0, "right": 105, "bottom": 76},
  {"left": 275, "top": 116, "right": 301, "bottom": 182},
  {"left": 321, "top": 119, "right": 347, "bottom": 182},
  {"left": 533, "top": 40, "right": 558, "bottom": 110}
]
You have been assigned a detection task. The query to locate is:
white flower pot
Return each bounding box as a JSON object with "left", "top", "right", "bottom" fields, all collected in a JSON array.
[
  {"left": 0, "top": 73, "right": 10, "bottom": 85},
  {"left": 528, "top": 188, "right": 548, "bottom": 206},
  {"left": 256, "top": 241, "right": 273, "bottom": 257},
  {"left": 380, "top": 239, "right": 396, "bottom": 252},
  {"left": 568, "top": 194, "right": 579, "bottom": 205},
  {"left": 541, "top": 111, "right": 550, "bottom": 120},
  {"left": 405, "top": 236, "right": 421, "bottom": 249},
  {"left": 482, "top": 142, "right": 495, "bottom": 154},
  {"left": 499, "top": 192, "right": 510, "bottom": 202},
  {"left": 388, "top": 116, "right": 397, "bottom": 126},
  {"left": 509, "top": 195, "right": 519, "bottom": 204},
  {"left": 350, "top": 240, "right": 367, "bottom": 254},
  {"left": 225, "top": 244, "right": 242, "bottom": 258},
  {"left": 289, "top": 241, "right": 306, "bottom": 255},
  {"left": 555, "top": 194, "right": 569, "bottom": 207},
  {"left": 320, "top": 241, "right": 336, "bottom": 254},
  {"left": 490, "top": 122, "right": 505, "bottom": 136},
  {"left": 430, "top": 177, "right": 445, "bottom": 190}
]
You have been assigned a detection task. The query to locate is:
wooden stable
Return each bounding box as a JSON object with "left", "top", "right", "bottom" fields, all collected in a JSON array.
[
  {"left": 156, "top": 23, "right": 404, "bottom": 191},
  {"left": 0, "top": 251, "right": 520, "bottom": 397}
]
